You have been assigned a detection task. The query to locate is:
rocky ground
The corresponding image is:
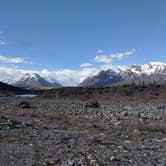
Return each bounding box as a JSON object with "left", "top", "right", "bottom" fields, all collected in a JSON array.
[{"left": 0, "top": 94, "right": 166, "bottom": 166}]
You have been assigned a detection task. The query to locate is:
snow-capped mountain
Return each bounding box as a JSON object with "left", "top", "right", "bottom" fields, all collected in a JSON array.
[
  {"left": 14, "top": 73, "right": 62, "bottom": 89},
  {"left": 129, "top": 62, "right": 166, "bottom": 75},
  {"left": 79, "top": 62, "right": 166, "bottom": 87}
]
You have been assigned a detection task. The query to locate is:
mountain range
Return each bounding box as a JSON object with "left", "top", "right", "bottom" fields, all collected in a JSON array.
[
  {"left": 79, "top": 62, "right": 166, "bottom": 87},
  {"left": 0, "top": 62, "right": 166, "bottom": 88}
]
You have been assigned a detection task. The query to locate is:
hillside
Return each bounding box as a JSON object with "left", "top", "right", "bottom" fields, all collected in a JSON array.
[
  {"left": 79, "top": 62, "right": 166, "bottom": 87},
  {"left": 0, "top": 81, "right": 30, "bottom": 96},
  {"left": 14, "top": 73, "right": 62, "bottom": 89}
]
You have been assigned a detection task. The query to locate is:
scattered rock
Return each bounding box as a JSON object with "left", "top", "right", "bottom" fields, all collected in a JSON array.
[
  {"left": 85, "top": 100, "right": 100, "bottom": 108},
  {"left": 18, "top": 101, "right": 31, "bottom": 109},
  {"left": 0, "top": 119, "right": 22, "bottom": 130},
  {"left": 0, "top": 94, "right": 166, "bottom": 165},
  {"left": 133, "top": 129, "right": 141, "bottom": 135}
]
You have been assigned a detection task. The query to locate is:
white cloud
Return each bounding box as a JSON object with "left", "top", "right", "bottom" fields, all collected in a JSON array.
[
  {"left": 0, "top": 67, "right": 23, "bottom": 83},
  {"left": 0, "top": 65, "right": 98, "bottom": 86},
  {"left": 94, "top": 49, "right": 136, "bottom": 64},
  {"left": 0, "top": 30, "right": 7, "bottom": 45},
  {"left": 101, "top": 64, "right": 115, "bottom": 70},
  {"left": 94, "top": 55, "right": 112, "bottom": 63},
  {"left": 80, "top": 63, "right": 93, "bottom": 67},
  {"left": 0, "top": 55, "right": 31, "bottom": 64},
  {"left": 0, "top": 41, "right": 7, "bottom": 45},
  {"left": 40, "top": 67, "right": 98, "bottom": 86},
  {"left": 0, "top": 67, "right": 98, "bottom": 86},
  {"left": 0, "top": 48, "right": 136, "bottom": 86},
  {"left": 97, "top": 49, "right": 104, "bottom": 54},
  {"left": 110, "top": 49, "right": 136, "bottom": 60}
]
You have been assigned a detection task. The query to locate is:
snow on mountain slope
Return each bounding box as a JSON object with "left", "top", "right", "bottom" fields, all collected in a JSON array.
[
  {"left": 14, "top": 73, "right": 62, "bottom": 88},
  {"left": 129, "top": 62, "right": 166, "bottom": 75},
  {"left": 79, "top": 62, "right": 166, "bottom": 87},
  {"left": 0, "top": 61, "right": 165, "bottom": 87}
]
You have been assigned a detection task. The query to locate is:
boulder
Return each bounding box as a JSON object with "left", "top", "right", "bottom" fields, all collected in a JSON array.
[
  {"left": 18, "top": 101, "right": 31, "bottom": 109},
  {"left": 85, "top": 100, "right": 100, "bottom": 108}
]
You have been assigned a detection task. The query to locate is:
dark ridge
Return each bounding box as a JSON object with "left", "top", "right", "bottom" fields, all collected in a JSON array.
[{"left": 0, "top": 81, "right": 33, "bottom": 96}]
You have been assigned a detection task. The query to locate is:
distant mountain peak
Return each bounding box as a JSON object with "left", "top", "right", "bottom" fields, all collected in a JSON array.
[
  {"left": 14, "top": 72, "right": 62, "bottom": 89},
  {"left": 21, "top": 73, "right": 41, "bottom": 82},
  {"left": 149, "top": 61, "right": 166, "bottom": 66}
]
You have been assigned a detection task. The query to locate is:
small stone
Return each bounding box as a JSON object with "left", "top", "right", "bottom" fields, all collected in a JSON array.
[
  {"left": 134, "top": 129, "right": 141, "bottom": 135},
  {"left": 110, "top": 156, "right": 115, "bottom": 161}
]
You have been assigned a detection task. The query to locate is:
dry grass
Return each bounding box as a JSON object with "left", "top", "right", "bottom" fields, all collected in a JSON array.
[{"left": 0, "top": 133, "right": 17, "bottom": 143}]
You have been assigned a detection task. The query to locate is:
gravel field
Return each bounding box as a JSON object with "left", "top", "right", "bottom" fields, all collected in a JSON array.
[{"left": 0, "top": 94, "right": 166, "bottom": 166}]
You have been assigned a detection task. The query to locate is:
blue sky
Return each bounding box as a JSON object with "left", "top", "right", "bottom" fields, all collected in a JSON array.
[{"left": 0, "top": 0, "right": 165, "bottom": 85}]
